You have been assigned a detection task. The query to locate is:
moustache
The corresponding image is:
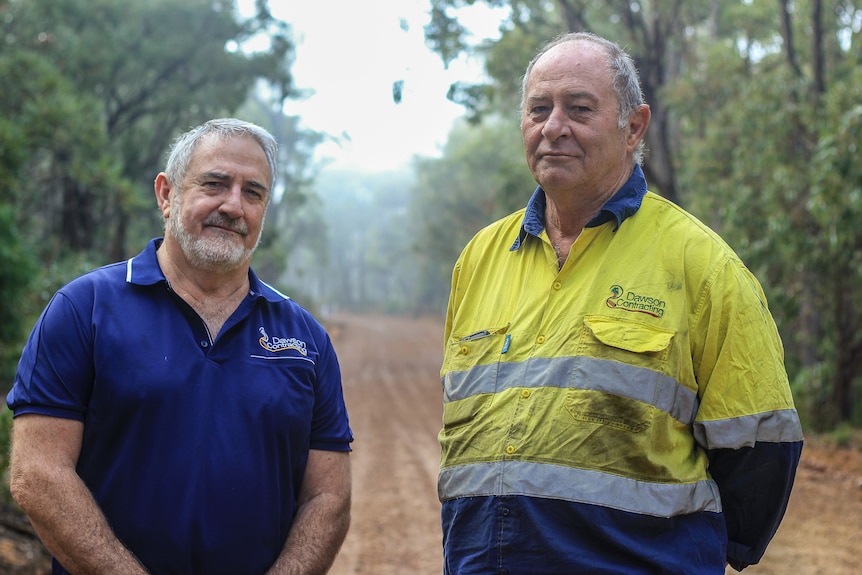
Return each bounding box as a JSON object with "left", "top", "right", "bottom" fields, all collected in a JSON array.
[{"left": 202, "top": 215, "right": 248, "bottom": 235}]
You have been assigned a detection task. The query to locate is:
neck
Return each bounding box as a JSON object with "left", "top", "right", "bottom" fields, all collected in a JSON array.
[
  {"left": 157, "top": 238, "right": 250, "bottom": 300},
  {"left": 157, "top": 240, "right": 251, "bottom": 340},
  {"left": 543, "top": 165, "right": 633, "bottom": 239}
]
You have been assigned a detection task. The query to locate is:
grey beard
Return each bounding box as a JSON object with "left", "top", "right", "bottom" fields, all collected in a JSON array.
[{"left": 168, "top": 212, "right": 260, "bottom": 272}]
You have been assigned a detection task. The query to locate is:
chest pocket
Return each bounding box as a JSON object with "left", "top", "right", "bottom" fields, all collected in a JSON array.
[
  {"left": 564, "top": 316, "right": 677, "bottom": 474},
  {"left": 441, "top": 326, "right": 510, "bottom": 428},
  {"left": 578, "top": 315, "right": 674, "bottom": 373}
]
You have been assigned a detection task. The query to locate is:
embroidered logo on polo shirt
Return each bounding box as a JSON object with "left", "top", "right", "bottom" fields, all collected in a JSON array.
[
  {"left": 606, "top": 285, "right": 666, "bottom": 318},
  {"left": 258, "top": 326, "right": 308, "bottom": 355}
]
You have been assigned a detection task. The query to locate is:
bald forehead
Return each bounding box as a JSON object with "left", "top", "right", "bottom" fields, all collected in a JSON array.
[
  {"left": 532, "top": 39, "right": 610, "bottom": 76},
  {"left": 525, "top": 40, "right": 615, "bottom": 99}
]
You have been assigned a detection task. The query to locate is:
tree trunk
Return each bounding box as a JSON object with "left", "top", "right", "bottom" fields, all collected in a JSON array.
[{"left": 832, "top": 261, "right": 860, "bottom": 423}]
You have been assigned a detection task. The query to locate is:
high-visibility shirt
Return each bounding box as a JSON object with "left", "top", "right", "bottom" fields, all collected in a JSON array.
[{"left": 439, "top": 166, "right": 803, "bottom": 574}]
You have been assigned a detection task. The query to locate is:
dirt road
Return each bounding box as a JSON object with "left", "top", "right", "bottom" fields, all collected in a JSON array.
[
  {"left": 326, "top": 313, "right": 445, "bottom": 575},
  {"left": 326, "top": 313, "right": 862, "bottom": 575},
  {"left": 2, "top": 312, "right": 860, "bottom": 574}
]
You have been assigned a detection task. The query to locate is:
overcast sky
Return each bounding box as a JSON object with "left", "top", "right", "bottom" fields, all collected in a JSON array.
[{"left": 261, "top": 1, "right": 506, "bottom": 172}]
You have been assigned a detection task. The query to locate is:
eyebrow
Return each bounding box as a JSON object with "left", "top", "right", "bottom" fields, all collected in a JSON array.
[
  {"left": 526, "top": 90, "right": 600, "bottom": 105},
  {"left": 567, "top": 90, "right": 600, "bottom": 104},
  {"left": 200, "top": 171, "right": 270, "bottom": 196}
]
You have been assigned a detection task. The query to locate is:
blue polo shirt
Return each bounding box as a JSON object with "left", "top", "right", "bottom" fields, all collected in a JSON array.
[{"left": 8, "top": 238, "right": 353, "bottom": 575}]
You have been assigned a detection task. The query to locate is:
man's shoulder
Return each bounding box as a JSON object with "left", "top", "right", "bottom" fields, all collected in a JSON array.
[
  {"left": 465, "top": 209, "right": 527, "bottom": 248},
  {"left": 251, "top": 282, "right": 332, "bottom": 339},
  {"left": 638, "top": 192, "right": 739, "bottom": 254},
  {"left": 57, "top": 260, "right": 131, "bottom": 297}
]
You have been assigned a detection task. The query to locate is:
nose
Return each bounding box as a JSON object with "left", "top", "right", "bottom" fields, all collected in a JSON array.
[
  {"left": 219, "top": 183, "right": 245, "bottom": 218},
  {"left": 541, "top": 107, "right": 571, "bottom": 141}
]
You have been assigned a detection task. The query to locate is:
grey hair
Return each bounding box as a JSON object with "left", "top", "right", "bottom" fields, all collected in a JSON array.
[
  {"left": 520, "top": 32, "right": 647, "bottom": 165},
  {"left": 164, "top": 118, "right": 279, "bottom": 193}
]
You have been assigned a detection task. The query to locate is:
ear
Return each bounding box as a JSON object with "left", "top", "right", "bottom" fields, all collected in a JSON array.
[
  {"left": 154, "top": 173, "right": 173, "bottom": 219},
  {"left": 625, "top": 104, "right": 651, "bottom": 152}
]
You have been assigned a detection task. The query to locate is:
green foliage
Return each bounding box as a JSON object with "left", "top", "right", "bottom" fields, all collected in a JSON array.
[
  {"left": 1, "top": 0, "right": 297, "bottom": 262},
  {"left": 822, "top": 423, "right": 862, "bottom": 451},
  {"left": 1, "top": 249, "right": 100, "bottom": 396},
  {"left": 0, "top": 207, "right": 37, "bottom": 388},
  {"left": 410, "top": 116, "right": 535, "bottom": 313},
  {"left": 0, "top": 408, "right": 12, "bottom": 502},
  {"left": 0, "top": 48, "right": 132, "bottom": 259}
]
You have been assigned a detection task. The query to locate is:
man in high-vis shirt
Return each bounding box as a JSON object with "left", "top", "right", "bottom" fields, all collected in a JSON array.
[{"left": 438, "top": 32, "right": 803, "bottom": 574}]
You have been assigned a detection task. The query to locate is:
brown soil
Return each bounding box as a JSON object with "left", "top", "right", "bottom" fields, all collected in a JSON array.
[{"left": 2, "top": 313, "right": 861, "bottom": 574}]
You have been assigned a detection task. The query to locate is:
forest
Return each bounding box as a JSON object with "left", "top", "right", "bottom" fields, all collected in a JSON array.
[{"left": 0, "top": 0, "right": 860, "bottom": 438}]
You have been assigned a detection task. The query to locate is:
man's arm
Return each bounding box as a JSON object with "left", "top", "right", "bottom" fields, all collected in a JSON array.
[
  {"left": 266, "top": 449, "right": 352, "bottom": 575},
  {"left": 709, "top": 439, "right": 803, "bottom": 571},
  {"left": 9, "top": 413, "right": 149, "bottom": 575}
]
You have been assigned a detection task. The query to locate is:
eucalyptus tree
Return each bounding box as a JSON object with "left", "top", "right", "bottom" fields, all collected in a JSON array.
[
  {"left": 2, "top": 0, "right": 297, "bottom": 261},
  {"left": 0, "top": 46, "right": 121, "bottom": 389},
  {"left": 667, "top": 0, "right": 862, "bottom": 427}
]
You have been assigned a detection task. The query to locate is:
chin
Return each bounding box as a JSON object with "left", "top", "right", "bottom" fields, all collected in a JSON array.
[{"left": 188, "top": 240, "right": 253, "bottom": 271}]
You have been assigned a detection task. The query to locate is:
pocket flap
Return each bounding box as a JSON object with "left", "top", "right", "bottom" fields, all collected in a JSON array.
[{"left": 584, "top": 316, "right": 674, "bottom": 353}]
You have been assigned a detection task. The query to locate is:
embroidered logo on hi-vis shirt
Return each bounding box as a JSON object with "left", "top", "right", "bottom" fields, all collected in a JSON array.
[
  {"left": 258, "top": 326, "right": 308, "bottom": 355},
  {"left": 606, "top": 285, "right": 666, "bottom": 318}
]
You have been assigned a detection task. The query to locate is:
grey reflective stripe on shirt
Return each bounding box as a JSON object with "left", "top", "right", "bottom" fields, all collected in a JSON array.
[
  {"left": 438, "top": 460, "right": 722, "bottom": 517},
  {"left": 693, "top": 408, "right": 804, "bottom": 450},
  {"left": 444, "top": 355, "right": 699, "bottom": 425}
]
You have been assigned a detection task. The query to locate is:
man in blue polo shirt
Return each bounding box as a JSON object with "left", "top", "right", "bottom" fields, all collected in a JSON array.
[{"left": 7, "top": 118, "right": 353, "bottom": 575}]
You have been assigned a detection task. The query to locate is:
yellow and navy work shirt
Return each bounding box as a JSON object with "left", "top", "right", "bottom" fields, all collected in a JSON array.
[{"left": 438, "top": 166, "right": 803, "bottom": 575}]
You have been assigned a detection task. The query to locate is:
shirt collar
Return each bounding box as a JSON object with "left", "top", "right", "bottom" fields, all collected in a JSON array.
[
  {"left": 510, "top": 164, "right": 647, "bottom": 251},
  {"left": 126, "top": 238, "right": 288, "bottom": 303}
]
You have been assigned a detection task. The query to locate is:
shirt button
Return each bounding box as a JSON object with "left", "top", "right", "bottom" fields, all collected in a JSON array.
[
  {"left": 501, "top": 506, "right": 510, "bottom": 516},
  {"left": 536, "top": 335, "right": 546, "bottom": 344},
  {"left": 553, "top": 281, "right": 562, "bottom": 290},
  {"left": 521, "top": 389, "right": 531, "bottom": 399},
  {"left": 505, "top": 445, "right": 516, "bottom": 455},
  {"left": 201, "top": 340, "right": 208, "bottom": 348}
]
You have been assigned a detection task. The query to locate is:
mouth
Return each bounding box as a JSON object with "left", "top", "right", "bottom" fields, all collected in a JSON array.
[
  {"left": 539, "top": 152, "right": 575, "bottom": 161},
  {"left": 204, "top": 219, "right": 247, "bottom": 237},
  {"left": 539, "top": 148, "right": 577, "bottom": 158}
]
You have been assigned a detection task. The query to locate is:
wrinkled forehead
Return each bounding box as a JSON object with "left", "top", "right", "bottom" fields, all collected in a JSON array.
[
  {"left": 189, "top": 134, "right": 272, "bottom": 187},
  {"left": 525, "top": 41, "right": 615, "bottom": 99},
  {"left": 532, "top": 40, "right": 610, "bottom": 79}
]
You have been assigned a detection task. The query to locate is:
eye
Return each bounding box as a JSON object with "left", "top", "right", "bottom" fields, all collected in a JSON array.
[
  {"left": 245, "top": 188, "right": 266, "bottom": 200},
  {"left": 528, "top": 105, "right": 550, "bottom": 118}
]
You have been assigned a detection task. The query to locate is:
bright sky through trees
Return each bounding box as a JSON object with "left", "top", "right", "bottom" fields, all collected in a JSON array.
[{"left": 262, "top": 1, "right": 506, "bottom": 172}]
